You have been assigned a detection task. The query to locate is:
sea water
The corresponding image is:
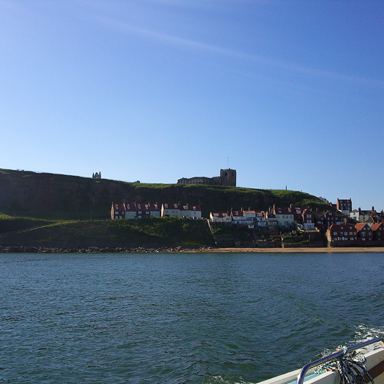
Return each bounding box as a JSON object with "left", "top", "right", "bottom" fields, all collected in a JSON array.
[{"left": 1, "top": 252, "right": 383, "bottom": 383}]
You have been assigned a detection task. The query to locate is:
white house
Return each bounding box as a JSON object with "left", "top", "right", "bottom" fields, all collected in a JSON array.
[
  {"left": 180, "top": 205, "right": 202, "bottom": 219},
  {"left": 210, "top": 212, "right": 231, "bottom": 223},
  {"left": 265, "top": 212, "right": 278, "bottom": 226},
  {"left": 161, "top": 203, "right": 182, "bottom": 218},
  {"left": 124, "top": 203, "right": 136, "bottom": 219},
  {"left": 273, "top": 207, "right": 294, "bottom": 227},
  {"left": 350, "top": 208, "right": 373, "bottom": 223},
  {"left": 243, "top": 210, "right": 256, "bottom": 220},
  {"left": 150, "top": 203, "right": 160, "bottom": 218},
  {"left": 255, "top": 212, "right": 267, "bottom": 227}
]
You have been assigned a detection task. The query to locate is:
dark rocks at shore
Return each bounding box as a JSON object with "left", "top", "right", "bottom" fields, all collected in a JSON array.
[{"left": 0, "top": 245, "right": 215, "bottom": 254}]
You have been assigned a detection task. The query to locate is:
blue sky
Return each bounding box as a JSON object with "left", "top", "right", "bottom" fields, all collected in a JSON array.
[{"left": 1, "top": 0, "right": 383, "bottom": 210}]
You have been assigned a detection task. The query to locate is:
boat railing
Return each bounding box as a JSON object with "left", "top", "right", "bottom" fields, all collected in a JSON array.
[{"left": 297, "top": 337, "right": 384, "bottom": 384}]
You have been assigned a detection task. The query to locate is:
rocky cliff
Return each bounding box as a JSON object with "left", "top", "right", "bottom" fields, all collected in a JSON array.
[{"left": 0, "top": 169, "right": 327, "bottom": 219}]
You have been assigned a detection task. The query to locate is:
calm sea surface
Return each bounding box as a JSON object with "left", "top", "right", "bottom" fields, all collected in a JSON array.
[{"left": 1, "top": 252, "right": 384, "bottom": 384}]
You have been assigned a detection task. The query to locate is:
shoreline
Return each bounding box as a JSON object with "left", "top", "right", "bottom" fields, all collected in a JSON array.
[
  {"left": 190, "top": 246, "right": 384, "bottom": 253},
  {"left": 1, "top": 245, "right": 384, "bottom": 254}
]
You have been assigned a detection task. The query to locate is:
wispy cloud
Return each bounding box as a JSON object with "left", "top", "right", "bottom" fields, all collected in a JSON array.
[{"left": 94, "top": 15, "right": 384, "bottom": 89}]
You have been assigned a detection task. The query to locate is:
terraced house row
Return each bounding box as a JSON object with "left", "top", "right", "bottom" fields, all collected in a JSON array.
[
  {"left": 210, "top": 198, "right": 384, "bottom": 246},
  {"left": 326, "top": 222, "right": 384, "bottom": 246},
  {"left": 210, "top": 200, "right": 384, "bottom": 232},
  {"left": 111, "top": 202, "right": 202, "bottom": 220},
  {"left": 210, "top": 205, "right": 316, "bottom": 230}
]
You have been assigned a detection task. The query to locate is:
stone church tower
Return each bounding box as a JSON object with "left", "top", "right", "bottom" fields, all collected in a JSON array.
[{"left": 220, "top": 168, "right": 236, "bottom": 187}]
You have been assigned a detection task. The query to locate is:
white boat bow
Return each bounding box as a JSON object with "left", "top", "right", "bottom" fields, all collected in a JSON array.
[{"left": 258, "top": 338, "right": 384, "bottom": 384}]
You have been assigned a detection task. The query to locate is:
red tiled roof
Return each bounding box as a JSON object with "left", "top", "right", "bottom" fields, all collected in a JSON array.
[
  {"left": 114, "top": 203, "right": 125, "bottom": 212},
  {"left": 371, "top": 222, "right": 383, "bottom": 231},
  {"left": 211, "top": 212, "right": 229, "bottom": 218},
  {"left": 124, "top": 203, "right": 136, "bottom": 211},
  {"left": 275, "top": 207, "right": 293, "bottom": 215},
  {"left": 355, "top": 223, "right": 371, "bottom": 232},
  {"left": 163, "top": 203, "right": 180, "bottom": 210},
  {"left": 136, "top": 203, "right": 150, "bottom": 211}
]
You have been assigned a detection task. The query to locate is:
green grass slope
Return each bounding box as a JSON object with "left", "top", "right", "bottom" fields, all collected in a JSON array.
[{"left": 0, "top": 217, "right": 214, "bottom": 248}]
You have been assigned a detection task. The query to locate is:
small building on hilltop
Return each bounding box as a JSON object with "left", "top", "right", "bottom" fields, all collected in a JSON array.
[{"left": 177, "top": 168, "right": 236, "bottom": 187}]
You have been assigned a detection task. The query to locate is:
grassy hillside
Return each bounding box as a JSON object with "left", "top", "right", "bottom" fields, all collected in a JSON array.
[
  {"left": 0, "top": 214, "right": 53, "bottom": 234},
  {"left": 0, "top": 216, "right": 214, "bottom": 248},
  {"left": 0, "top": 169, "right": 329, "bottom": 219}
]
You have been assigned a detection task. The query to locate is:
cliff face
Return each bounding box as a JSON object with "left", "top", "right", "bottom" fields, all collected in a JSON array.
[
  {"left": 0, "top": 170, "right": 129, "bottom": 218},
  {"left": 0, "top": 169, "right": 326, "bottom": 219}
]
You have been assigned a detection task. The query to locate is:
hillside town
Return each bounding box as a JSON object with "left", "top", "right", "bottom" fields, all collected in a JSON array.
[{"left": 111, "top": 198, "right": 384, "bottom": 248}]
